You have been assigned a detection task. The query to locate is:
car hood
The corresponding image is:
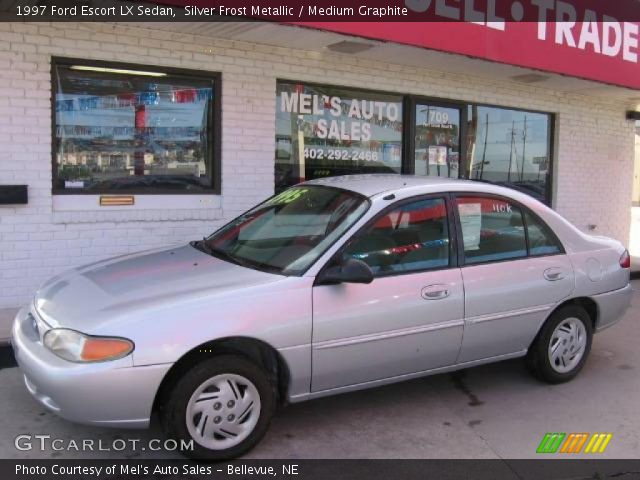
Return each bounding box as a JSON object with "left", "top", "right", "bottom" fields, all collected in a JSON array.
[{"left": 33, "top": 244, "right": 283, "bottom": 332}]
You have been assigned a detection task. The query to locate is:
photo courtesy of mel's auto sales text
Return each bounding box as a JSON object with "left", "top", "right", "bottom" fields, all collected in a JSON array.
[{"left": 0, "top": 0, "right": 639, "bottom": 479}]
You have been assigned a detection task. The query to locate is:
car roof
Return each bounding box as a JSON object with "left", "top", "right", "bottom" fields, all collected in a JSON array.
[{"left": 302, "top": 174, "right": 504, "bottom": 198}]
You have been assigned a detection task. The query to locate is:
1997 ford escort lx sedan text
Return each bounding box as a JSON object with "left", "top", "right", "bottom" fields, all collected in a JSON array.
[{"left": 12, "top": 175, "right": 632, "bottom": 459}]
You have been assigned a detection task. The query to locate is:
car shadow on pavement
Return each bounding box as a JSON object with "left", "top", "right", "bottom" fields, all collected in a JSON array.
[{"left": 247, "top": 359, "right": 535, "bottom": 459}]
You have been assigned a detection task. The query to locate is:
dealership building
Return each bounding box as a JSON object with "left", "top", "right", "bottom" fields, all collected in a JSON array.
[{"left": 0, "top": 12, "right": 639, "bottom": 321}]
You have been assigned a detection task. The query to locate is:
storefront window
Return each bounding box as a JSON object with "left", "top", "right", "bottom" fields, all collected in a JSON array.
[
  {"left": 53, "top": 59, "right": 219, "bottom": 193},
  {"left": 274, "top": 83, "right": 554, "bottom": 205},
  {"left": 275, "top": 82, "right": 403, "bottom": 193},
  {"left": 414, "top": 104, "right": 460, "bottom": 178},
  {"left": 466, "top": 105, "right": 551, "bottom": 203}
]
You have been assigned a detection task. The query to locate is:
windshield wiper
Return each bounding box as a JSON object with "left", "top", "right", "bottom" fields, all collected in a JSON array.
[
  {"left": 191, "top": 238, "right": 285, "bottom": 275},
  {"left": 194, "top": 237, "right": 211, "bottom": 253},
  {"left": 191, "top": 237, "right": 214, "bottom": 255},
  {"left": 192, "top": 238, "right": 246, "bottom": 267}
]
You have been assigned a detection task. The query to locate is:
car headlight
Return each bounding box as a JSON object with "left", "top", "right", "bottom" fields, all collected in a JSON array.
[{"left": 43, "top": 329, "right": 134, "bottom": 362}]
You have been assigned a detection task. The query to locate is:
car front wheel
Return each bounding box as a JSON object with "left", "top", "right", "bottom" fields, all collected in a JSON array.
[
  {"left": 161, "top": 355, "right": 276, "bottom": 460},
  {"left": 526, "top": 305, "right": 593, "bottom": 384}
]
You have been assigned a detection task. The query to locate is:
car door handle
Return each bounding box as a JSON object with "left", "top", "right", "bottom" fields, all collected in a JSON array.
[
  {"left": 544, "top": 268, "right": 566, "bottom": 282},
  {"left": 421, "top": 285, "right": 450, "bottom": 300}
]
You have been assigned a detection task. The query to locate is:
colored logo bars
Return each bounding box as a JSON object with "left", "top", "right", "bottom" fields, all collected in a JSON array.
[{"left": 537, "top": 433, "right": 613, "bottom": 454}]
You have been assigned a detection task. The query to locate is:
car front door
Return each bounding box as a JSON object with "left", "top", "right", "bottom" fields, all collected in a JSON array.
[
  {"left": 454, "top": 195, "right": 575, "bottom": 363},
  {"left": 311, "top": 196, "right": 464, "bottom": 392}
]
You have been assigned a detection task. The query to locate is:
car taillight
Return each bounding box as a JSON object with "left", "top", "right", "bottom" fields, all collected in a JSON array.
[{"left": 619, "top": 250, "right": 631, "bottom": 269}]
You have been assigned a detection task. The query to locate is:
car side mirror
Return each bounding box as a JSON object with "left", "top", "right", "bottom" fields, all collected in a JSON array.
[{"left": 318, "top": 258, "right": 374, "bottom": 285}]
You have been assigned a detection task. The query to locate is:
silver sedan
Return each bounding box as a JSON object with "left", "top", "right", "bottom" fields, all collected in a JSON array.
[{"left": 12, "top": 175, "right": 632, "bottom": 459}]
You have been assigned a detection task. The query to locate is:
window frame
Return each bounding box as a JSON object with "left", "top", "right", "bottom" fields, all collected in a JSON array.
[
  {"left": 276, "top": 79, "right": 406, "bottom": 192},
  {"left": 407, "top": 99, "right": 555, "bottom": 205},
  {"left": 404, "top": 96, "right": 465, "bottom": 177},
  {"left": 275, "top": 79, "right": 556, "bottom": 206},
  {"left": 462, "top": 103, "right": 556, "bottom": 205},
  {"left": 451, "top": 192, "right": 565, "bottom": 268},
  {"left": 51, "top": 57, "right": 222, "bottom": 195},
  {"left": 317, "top": 193, "right": 459, "bottom": 281}
]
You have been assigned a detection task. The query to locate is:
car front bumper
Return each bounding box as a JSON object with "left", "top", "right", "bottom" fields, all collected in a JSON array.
[
  {"left": 11, "top": 306, "right": 171, "bottom": 429},
  {"left": 593, "top": 283, "right": 634, "bottom": 332}
]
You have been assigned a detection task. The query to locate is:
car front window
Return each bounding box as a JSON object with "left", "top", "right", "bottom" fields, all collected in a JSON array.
[
  {"left": 200, "top": 186, "right": 369, "bottom": 275},
  {"left": 344, "top": 197, "right": 450, "bottom": 276}
]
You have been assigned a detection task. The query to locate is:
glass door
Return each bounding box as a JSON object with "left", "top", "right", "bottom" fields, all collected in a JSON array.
[{"left": 413, "top": 103, "right": 461, "bottom": 178}]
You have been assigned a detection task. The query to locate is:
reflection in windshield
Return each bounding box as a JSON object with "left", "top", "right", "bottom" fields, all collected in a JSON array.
[{"left": 200, "top": 186, "right": 368, "bottom": 275}]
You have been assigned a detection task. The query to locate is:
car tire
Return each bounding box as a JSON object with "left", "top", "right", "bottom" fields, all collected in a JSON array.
[
  {"left": 526, "top": 305, "right": 593, "bottom": 384},
  {"left": 160, "top": 354, "right": 276, "bottom": 460}
]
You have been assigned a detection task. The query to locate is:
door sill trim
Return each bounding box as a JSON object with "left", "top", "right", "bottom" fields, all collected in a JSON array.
[{"left": 290, "top": 349, "right": 527, "bottom": 403}]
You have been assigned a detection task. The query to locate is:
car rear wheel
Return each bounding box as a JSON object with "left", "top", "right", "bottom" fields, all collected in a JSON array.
[
  {"left": 160, "top": 355, "right": 276, "bottom": 460},
  {"left": 526, "top": 305, "right": 593, "bottom": 384}
]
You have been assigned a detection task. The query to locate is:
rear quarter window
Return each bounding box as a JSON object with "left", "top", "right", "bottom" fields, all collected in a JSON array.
[{"left": 524, "top": 210, "right": 563, "bottom": 256}]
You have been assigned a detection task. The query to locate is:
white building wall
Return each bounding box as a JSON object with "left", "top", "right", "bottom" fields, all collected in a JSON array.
[{"left": 0, "top": 22, "right": 636, "bottom": 309}]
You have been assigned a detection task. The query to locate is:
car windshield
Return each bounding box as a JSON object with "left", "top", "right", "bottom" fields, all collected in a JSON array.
[{"left": 198, "top": 185, "right": 369, "bottom": 275}]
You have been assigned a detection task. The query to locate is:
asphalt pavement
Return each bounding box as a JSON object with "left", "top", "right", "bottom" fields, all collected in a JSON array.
[{"left": 1, "top": 281, "right": 638, "bottom": 460}]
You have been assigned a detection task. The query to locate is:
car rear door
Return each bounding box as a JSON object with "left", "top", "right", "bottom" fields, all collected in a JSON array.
[
  {"left": 311, "top": 195, "right": 464, "bottom": 392},
  {"left": 454, "top": 194, "right": 575, "bottom": 363}
]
